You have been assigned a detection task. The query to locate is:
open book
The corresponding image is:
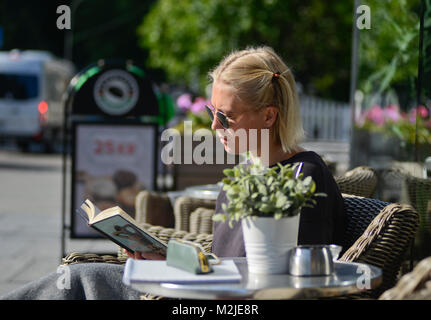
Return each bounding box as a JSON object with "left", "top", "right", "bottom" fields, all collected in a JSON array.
[{"left": 78, "top": 199, "right": 167, "bottom": 256}]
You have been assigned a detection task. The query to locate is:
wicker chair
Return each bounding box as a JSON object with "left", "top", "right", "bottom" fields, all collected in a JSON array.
[
  {"left": 379, "top": 256, "right": 431, "bottom": 300},
  {"left": 189, "top": 207, "right": 215, "bottom": 234},
  {"left": 377, "top": 168, "right": 431, "bottom": 259},
  {"left": 339, "top": 195, "right": 419, "bottom": 298},
  {"left": 135, "top": 191, "right": 216, "bottom": 232},
  {"left": 134, "top": 190, "right": 175, "bottom": 228},
  {"left": 335, "top": 166, "right": 378, "bottom": 198},
  {"left": 173, "top": 196, "right": 216, "bottom": 231},
  {"left": 404, "top": 175, "right": 431, "bottom": 260}
]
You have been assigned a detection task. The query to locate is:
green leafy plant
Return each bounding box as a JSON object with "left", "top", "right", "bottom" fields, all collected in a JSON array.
[{"left": 213, "top": 157, "right": 326, "bottom": 227}]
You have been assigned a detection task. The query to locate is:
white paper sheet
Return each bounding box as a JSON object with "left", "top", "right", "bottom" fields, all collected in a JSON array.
[{"left": 123, "top": 259, "right": 242, "bottom": 285}]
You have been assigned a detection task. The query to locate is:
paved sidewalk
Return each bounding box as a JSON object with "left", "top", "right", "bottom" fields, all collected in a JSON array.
[{"left": 0, "top": 151, "right": 116, "bottom": 297}]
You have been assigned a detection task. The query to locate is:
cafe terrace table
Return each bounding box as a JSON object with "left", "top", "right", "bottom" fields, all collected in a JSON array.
[
  {"left": 126, "top": 258, "right": 382, "bottom": 299},
  {"left": 184, "top": 183, "right": 221, "bottom": 200},
  {"left": 166, "top": 183, "right": 221, "bottom": 207}
]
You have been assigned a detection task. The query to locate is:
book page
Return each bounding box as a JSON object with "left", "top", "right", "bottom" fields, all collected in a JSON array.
[
  {"left": 91, "top": 206, "right": 121, "bottom": 223},
  {"left": 79, "top": 200, "right": 94, "bottom": 222}
]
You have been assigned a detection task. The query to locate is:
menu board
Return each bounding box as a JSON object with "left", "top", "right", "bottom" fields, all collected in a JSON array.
[{"left": 71, "top": 122, "right": 157, "bottom": 238}]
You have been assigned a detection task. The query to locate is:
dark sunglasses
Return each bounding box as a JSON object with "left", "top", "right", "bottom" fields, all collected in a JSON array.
[{"left": 205, "top": 105, "right": 230, "bottom": 129}]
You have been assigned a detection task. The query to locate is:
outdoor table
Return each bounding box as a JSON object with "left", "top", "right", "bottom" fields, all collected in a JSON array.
[
  {"left": 184, "top": 183, "right": 221, "bottom": 200},
  {"left": 126, "top": 257, "right": 382, "bottom": 299},
  {"left": 166, "top": 183, "right": 221, "bottom": 207}
]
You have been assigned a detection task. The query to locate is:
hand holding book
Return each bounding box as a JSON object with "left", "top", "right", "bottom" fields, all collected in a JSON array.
[{"left": 124, "top": 249, "right": 166, "bottom": 260}]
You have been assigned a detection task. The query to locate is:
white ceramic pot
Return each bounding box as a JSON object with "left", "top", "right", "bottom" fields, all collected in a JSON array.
[{"left": 241, "top": 215, "right": 300, "bottom": 274}]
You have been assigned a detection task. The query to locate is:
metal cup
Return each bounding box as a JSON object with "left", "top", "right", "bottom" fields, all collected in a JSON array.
[
  {"left": 329, "top": 244, "right": 342, "bottom": 261},
  {"left": 287, "top": 245, "right": 335, "bottom": 276}
]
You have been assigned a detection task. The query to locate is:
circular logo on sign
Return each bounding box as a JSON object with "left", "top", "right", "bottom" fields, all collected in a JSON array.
[{"left": 93, "top": 69, "right": 139, "bottom": 115}]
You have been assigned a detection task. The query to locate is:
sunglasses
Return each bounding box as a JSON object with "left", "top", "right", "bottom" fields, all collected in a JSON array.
[{"left": 205, "top": 105, "right": 230, "bottom": 129}]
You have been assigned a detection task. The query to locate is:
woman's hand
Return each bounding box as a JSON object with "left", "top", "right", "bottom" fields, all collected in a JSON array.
[
  {"left": 124, "top": 249, "right": 166, "bottom": 260},
  {"left": 124, "top": 249, "right": 144, "bottom": 260}
]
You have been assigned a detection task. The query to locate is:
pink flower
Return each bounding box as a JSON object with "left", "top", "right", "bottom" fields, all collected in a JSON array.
[
  {"left": 408, "top": 106, "right": 429, "bottom": 123},
  {"left": 417, "top": 105, "right": 429, "bottom": 118},
  {"left": 365, "top": 105, "right": 385, "bottom": 126},
  {"left": 176, "top": 93, "right": 193, "bottom": 111},
  {"left": 383, "top": 104, "right": 401, "bottom": 122},
  {"left": 190, "top": 97, "right": 208, "bottom": 113},
  {"left": 408, "top": 108, "right": 417, "bottom": 123}
]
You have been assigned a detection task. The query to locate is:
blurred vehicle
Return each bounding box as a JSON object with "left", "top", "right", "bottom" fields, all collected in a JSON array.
[{"left": 0, "top": 49, "right": 75, "bottom": 152}]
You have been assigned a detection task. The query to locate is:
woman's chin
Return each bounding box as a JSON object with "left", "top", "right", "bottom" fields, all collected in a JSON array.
[
  {"left": 223, "top": 143, "right": 236, "bottom": 155},
  {"left": 224, "top": 142, "right": 248, "bottom": 155}
]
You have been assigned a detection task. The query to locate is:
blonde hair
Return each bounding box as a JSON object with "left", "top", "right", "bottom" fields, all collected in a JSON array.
[{"left": 208, "top": 46, "right": 305, "bottom": 153}]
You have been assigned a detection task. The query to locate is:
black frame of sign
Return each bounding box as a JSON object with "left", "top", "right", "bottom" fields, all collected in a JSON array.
[{"left": 69, "top": 120, "right": 159, "bottom": 239}]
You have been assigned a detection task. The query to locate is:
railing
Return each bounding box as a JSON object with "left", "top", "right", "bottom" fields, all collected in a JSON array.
[{"left": 299, "top": 94, "right": 351, "bottom": 142}]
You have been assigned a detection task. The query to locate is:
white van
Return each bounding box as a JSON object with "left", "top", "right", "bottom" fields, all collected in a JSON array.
[{"left": 0, "top": 49, "right": 75, "bottom": 151}]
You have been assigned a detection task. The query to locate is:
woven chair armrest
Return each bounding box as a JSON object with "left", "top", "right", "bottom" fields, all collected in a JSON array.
[
  {"left": 339, "top": 202, "right": 419, "bottom": 298},
  {"left": 379, "top": 256, "right": 431, "bottom": 300},
  {"left": 62, "top": 252, "right": 127, "bottom": 266}
]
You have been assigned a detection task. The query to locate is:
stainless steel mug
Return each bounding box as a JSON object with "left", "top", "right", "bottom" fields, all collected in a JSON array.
[{"left": 287, "top": 245, "right": 335, "bottom": 276}]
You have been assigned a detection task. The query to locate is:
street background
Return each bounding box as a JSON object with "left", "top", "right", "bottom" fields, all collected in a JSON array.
[{"left": 0, "top": 0, "right": 427, "bottom": 298}]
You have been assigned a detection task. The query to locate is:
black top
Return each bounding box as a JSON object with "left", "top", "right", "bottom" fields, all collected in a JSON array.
[{"left": 211, "top": 151, "right": 346, "bottom": 257}]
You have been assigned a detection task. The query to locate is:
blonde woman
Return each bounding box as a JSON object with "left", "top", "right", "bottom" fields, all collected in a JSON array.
[{"left": 206, "top": 46, "right": 346, "bottom": 257}]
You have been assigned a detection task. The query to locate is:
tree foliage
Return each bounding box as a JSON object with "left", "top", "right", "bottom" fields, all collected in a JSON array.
[
  {"left": 138, "top": 0, "right": 354, "bottom": 101},
  {"left": 358, "top": 0, "right": 421, "bottom": 109},
  {"left": 0, "top": 0, "right": 162, "bottom": 80}
]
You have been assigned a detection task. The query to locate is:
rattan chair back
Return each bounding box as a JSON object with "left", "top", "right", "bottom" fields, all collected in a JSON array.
[
  {"left": 405, "top": 175, "right": 431, "bottom": 231},
  {"left": 341, "top": 195, "right": 389, "bottom": 250},
  {"left": 174, "top": 196, "right": 216, "bottom": 231},
  {"left": 134, "top": 191, "right": 175, "bottom": 228},
  {"left": 335, "top": 166, "right": 378, "bottom": 198},
  {"left": 189, "top": 207, "right": 215, "bottom": 234}
]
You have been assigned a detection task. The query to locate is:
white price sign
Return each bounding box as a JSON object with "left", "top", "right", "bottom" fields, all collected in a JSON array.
[{"left": 72, "top": 122, "right": 157, "bottom": 238}]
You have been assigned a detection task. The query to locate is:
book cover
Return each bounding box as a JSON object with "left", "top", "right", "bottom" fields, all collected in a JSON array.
[{"left": 77, "top": 200, "right": 167, "bottom": 256}]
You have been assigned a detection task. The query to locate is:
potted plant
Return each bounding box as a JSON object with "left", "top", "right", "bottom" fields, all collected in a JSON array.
[{"left": 213, "top": 156, "right": 326, "bottom": 274}]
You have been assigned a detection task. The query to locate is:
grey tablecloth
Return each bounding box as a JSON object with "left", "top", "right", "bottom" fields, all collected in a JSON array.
[{"left": 1, "top": 263, "right": 142, "bottom": 300}]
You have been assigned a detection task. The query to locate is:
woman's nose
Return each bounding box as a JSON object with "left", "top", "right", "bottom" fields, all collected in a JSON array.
[{"left": 211, "top": 115, "right": 223, "bottom": 131}]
